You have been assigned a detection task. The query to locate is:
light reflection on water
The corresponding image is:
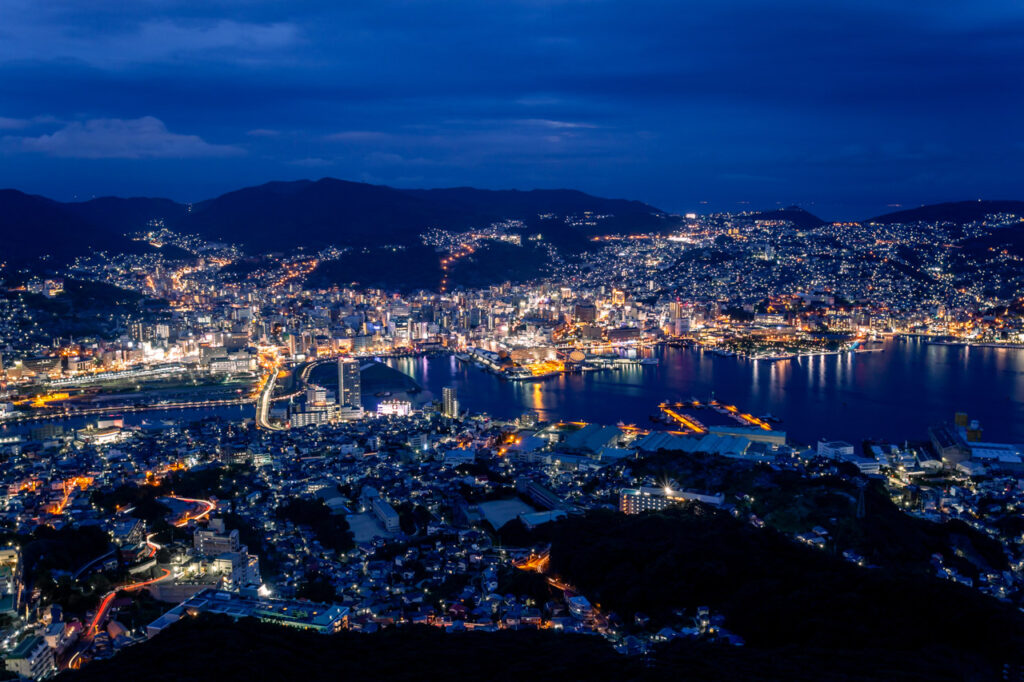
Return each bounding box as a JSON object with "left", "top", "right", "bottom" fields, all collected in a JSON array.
[
  {"left": 383, "top": 339, "right": 1024, "bottom": 445},
  {"left": 10, "top": 339, "right": 1020, "bottom": 446},
  {"left": 0, "top": 403, "right": 251, "bottom": 437}
]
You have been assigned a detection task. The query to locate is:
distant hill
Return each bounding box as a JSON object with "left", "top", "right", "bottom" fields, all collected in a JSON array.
[
  {"left": 183, "top": 178, "right": 667, "bottom": 252},
  {"left": 65, "top": 196, "right": 188, "bottom": 234},
  {"left": 182, "top": 179, "right": 445, "bottom": 251},
  {"left": 0, "top": 189, "right": 118, "bottom": 266},
  {"left": 960, "top": 222, "right": 1024, "bottom": 257},
  {"left": 405, "top": 186, "right": 661, "bottom": 226},
  {"left": 0, "top": 190, "right": 188, "bottom": 267},
  {"left": 0, "top": 178, "right": 667, "bottom": 265},
  {"left": 745, "top": 206, "right": 826, "bottom": 229},
  {"left": 11, "top": 183, "right": 1024, "bottom": 272},
  {"left": 864, "top": 200, "right": 1024, "bottom": 224}
]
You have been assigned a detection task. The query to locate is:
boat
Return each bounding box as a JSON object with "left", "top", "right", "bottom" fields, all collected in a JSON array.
[{"left": 639, "top": 357, "right": 659, "bottom": 365}]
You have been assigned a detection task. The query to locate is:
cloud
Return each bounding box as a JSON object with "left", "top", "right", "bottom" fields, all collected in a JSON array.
[
  {"left": 0, "top": 11, "right": 300, "bottom": 68},
  {"left": 514, "top": 119, "right": 600, "bottom": 130},
  {"left": 10, "top": 116, "right": 243, "bottom": 159},
  {"left": 324, "top": 131, "right": 394, "bottom": 142},
  {"left": 288, "top": 157, "right": 334, "bottom": 167},
  {"left": 0, "top": 114, "right": 57, "bottom": 130},
  {"left": 0, "top": 117, "right": 32, "bottom": 130},
  {"left": 124, "top": 20, "right": 299, "bottom": 63},
  {"left": 0, "top": 1, "right": 1021, "bottom": 216}
]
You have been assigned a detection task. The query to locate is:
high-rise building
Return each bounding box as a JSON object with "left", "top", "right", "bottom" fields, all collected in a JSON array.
[
  {"left": 130, "top": 322, "right": 149, "bottom": 342},
  {"left": 442, "top": 386, "right": 459, "bottom": 418},
  {"left": 337, "top": 358, "right": 361, "bottom": 408},
  {"left": 574, "top": 302, "right": 597, "bottom": 323}
]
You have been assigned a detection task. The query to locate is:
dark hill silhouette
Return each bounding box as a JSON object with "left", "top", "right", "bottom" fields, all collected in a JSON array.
[
  {"left": 406, "top": 185, "right": 660, "bottom": 222},
  {"left": 184, "top": 178, "right": 444, "bottom": 250},
  {"left": 0, "top": 190, "right": 115, "bottom": 265},
  {"left": 0, "top": 179, "right": 666, "bottom": 265},
  {"left": 6, "top": 184, "right": 1024, "bottom": 271},
  {"left": 864, "top": 200, "right": 1024, "bottom": 224},
  {"left": 960, "top": 221, "right": 1024, "bottom": 256},
  {"left": 184, "top": 178, "right": 666, "bottom": 251},
  {"left": 0, "top": 190, "right": 186, "bottom": 266},
  {"left": 65, "top": 196, "right": 187, "bottom": 233},
  {"left": 745, "top": 206, "right": 826, "bottom": 228}
]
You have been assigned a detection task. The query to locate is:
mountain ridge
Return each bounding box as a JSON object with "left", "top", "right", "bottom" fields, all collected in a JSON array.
[
  {"left": 864, "top": 200, "right": 1024, "bottom": 225},
  {"left": 0, "top": 178, "right": 668, "bottom": 265},
  {"left": 3, "top": 180, "right": 1023, "bottom": 269}
]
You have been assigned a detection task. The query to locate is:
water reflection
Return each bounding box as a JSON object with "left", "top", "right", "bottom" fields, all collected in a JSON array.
[
  {"left": 530, "top": 382, "right": 544, "bottom": 412},
  {"left": 384, "top": 340, "right": 1024, "bottom": 445}
]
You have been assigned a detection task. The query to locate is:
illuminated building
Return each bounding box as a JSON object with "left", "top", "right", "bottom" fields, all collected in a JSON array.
[
  {"left": 211, "top": 551, "right": 262, "bottom": 590},
  {"left": 376, "top": 400, "right": 411, "bottom": 417},
  {"left": 618, "top": 487, "right": 725, "bottom": 514},
  {"left": 306, "top": 385, "right": 328, "bottom": 405},
  {"left": 0, "top": 547, "right": 24, "bottom": 617},
  {"left": 147, "top": 589, "right": 349, "bottom": 638},
  {"left": 574, "top": 302, "right": 597, "bottom": 323},
  {"left": 4, "top": 635, "right": 54, "bottom": 680},
  {"left": 442, "top": 386, "right": 459, "bottom": 418},
  {"left": 337, "top": 357, "right": 361, "bottom": 408},
  {"left": 193, "top": 520, "right": 241, "bottom": 556},
  {"left": 372, "top": 497, "right": 401, "bottom": 533}
]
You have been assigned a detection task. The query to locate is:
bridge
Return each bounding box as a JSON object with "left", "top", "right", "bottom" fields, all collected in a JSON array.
[{"left": 1, "top": 396, "right": 252, "bottom": 424}]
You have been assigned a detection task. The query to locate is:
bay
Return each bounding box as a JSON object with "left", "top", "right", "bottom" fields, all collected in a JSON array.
[{"left": 378, "top": 338, "right": 1024, "bottom": 446}]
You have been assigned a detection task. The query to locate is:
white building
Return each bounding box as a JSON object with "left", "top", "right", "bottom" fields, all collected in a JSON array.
[
  {"left": 371, "top": 497, "right": 401, "bottom": 533},
  {"left": 817, "top": 440, "right": 855, "bottom": 459},
  {"left": 5, "top": 636, "right": 54, "bottom": 680},
  {"left": 376, "top": 400, "right": 411, "bottom": 417}
]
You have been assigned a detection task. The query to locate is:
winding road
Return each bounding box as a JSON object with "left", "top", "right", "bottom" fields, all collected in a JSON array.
[{"left": 76, "top": 495, "right": 217, "bottom": 657}]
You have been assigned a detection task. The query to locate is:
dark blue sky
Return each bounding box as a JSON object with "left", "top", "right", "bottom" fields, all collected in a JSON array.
[{"left": 1, "top": 0, "right": 1022, "bottom": 219}]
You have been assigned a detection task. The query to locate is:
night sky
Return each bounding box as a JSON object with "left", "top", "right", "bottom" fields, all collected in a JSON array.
[{"left": 1, "top": 0, "right": 1022, "bottom": 218}]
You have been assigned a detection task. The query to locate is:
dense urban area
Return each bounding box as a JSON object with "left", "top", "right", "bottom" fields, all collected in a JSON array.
[{"left": 1, "top": 195, "right": 1024, "bottom": 679}]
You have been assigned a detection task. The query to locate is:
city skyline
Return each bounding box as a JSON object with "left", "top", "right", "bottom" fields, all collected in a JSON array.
[{"left": 2, "top": 2, "right": 1023, "bottom": 679}]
